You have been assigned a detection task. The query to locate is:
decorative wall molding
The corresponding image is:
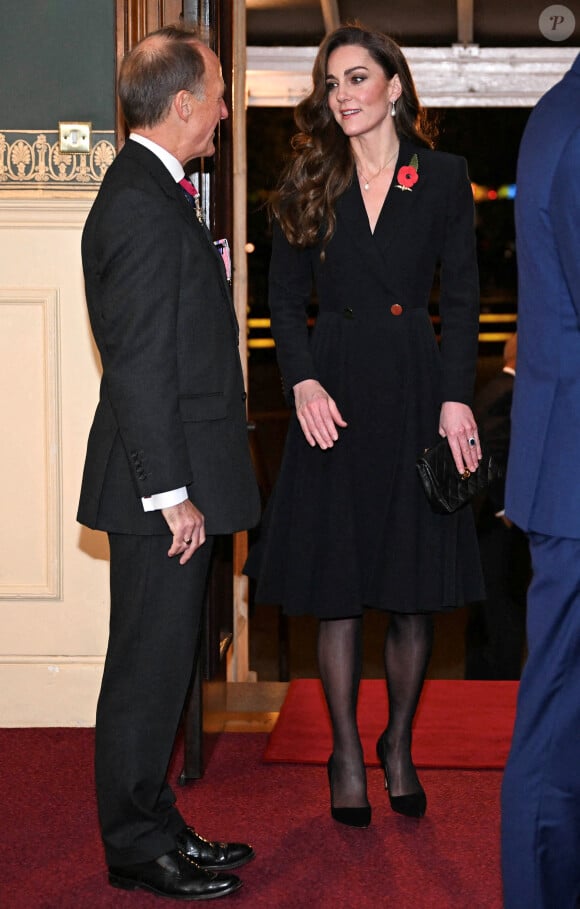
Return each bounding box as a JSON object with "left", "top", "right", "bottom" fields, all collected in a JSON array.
[
  {"left": 0, "top": 130, "right": 115, "bottom": 193},
  {"left": 246, "top": 45, "right": 580, "bottom": 107},
  {"left": 0, "top": 196, "right": 94, "bottom": 228},
  {"left": 0, "top": 287, "right": 62, "bottom": 599}
]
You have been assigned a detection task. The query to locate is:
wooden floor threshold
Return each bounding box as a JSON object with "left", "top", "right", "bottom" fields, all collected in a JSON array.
[{"left": 202, "top": 680, "right": 289, "bottom": 733}]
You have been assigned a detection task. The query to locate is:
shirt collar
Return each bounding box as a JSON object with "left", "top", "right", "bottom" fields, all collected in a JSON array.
[{"left": 129, "top": 133, "right": 185, "bottom": 182}]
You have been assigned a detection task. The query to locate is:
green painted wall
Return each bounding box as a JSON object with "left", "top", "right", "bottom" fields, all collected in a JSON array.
[{"left": 0, "top": 0, "right": 115, "bottom": 130}]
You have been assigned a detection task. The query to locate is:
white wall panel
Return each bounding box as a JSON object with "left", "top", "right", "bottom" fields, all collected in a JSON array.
[
  {"left": 0, "top": 288, "right": 60, "bottom": 598},
  {"left": 0, "top": 198, "right": 109, "bottom": 725}
]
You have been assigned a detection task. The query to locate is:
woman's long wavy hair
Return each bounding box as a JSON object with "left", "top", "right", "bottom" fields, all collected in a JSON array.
[{"left": 270, "top": 24, "right": 435, "bottom": 249}]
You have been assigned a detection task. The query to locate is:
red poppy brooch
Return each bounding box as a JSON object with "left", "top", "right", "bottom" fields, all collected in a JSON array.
[{"left": 396, "top": 154, "right": 419, "bottom": 192}]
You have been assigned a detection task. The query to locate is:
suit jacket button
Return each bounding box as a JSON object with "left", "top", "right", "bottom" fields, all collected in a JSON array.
[
  {"left": 343, "top": 307, "right": 354, "bottom": 319},
  {"left": 390, "top": 304, "right": 403, "bottom": 316},
  {"left": 241, "top": 392, "right": 247, "bottom": 402}
]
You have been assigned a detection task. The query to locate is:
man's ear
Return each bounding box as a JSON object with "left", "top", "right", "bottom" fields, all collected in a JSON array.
[{"left": 174, "top": 89, "right": 192, "bottom": 122}]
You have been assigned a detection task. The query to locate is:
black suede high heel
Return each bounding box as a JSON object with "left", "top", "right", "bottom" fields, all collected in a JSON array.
[
  {"left": 327, "top": 755, "right": 371, "bottom": 828},
  {"left": 376, "top": 732, "right": 426, "bottom": 818}
]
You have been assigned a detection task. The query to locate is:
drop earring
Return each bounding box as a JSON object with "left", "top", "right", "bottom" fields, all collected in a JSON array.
[{"left": 391, "top": 100, "right": 397, "bottom": 117}]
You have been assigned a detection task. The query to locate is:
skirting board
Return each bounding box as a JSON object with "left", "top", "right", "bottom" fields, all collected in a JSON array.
[{"left": 0, "top": 659, "right": 103, "bottom": 726}]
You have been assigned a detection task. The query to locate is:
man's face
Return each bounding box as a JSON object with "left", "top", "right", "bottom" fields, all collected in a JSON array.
[{"left": 185, "top": 44, "right": 228, "bottom": 159}]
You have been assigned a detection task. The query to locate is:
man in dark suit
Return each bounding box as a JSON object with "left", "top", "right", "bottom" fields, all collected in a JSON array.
[
  {"left": 464, "top": 334, "right": 530, "bottom": 680},
  {"left": 78, "top": 25, "right": 260, "bottom": 901},
  {"left": 501, "top": 53, "right": 580, "bottom": 908}
]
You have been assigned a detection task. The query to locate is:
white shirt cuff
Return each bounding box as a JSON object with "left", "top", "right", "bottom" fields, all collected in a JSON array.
[{"left": 142, "top": 487, "right": 188, "bottom": 512}]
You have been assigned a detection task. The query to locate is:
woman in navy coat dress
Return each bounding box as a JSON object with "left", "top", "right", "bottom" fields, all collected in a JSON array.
[{"left": 247, "top": 24, "right": 484, "bottom": 826}]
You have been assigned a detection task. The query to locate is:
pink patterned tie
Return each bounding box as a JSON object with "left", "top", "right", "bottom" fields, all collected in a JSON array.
[{"left": 179, "top": 177, "right": 197, "bottom": 198}]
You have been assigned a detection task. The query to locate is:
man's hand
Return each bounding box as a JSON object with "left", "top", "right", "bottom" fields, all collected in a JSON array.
[{"left": 162, "top": 499, "right": 206, "bottom": 565}]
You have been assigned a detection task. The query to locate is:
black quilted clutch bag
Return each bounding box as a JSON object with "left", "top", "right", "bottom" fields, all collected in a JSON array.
[{"left": 416, "top": 437, "right": 504, "bottom": 514}]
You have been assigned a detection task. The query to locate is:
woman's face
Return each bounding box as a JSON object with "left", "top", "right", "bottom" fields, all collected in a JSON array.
[{"left": 325, "top": 44, "right": 400, "bottom": 139}]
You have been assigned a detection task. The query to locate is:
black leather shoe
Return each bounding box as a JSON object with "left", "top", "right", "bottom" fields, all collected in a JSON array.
[
  {"left": 176, "top": 826, "right": 254, "bottom": 871},
  {"left": 108, "top": 849, "right": 242, "bottom": 900}
]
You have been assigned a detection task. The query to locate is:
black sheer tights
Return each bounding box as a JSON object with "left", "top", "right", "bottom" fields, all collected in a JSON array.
[
  {"left": 382, "top": 612, "right": 434, "bottom": 797},
  {"left": 317, "top": 616, "right": 368, "bottom": 809},
  {"left": 317, "top": 612, "right": 433, "bottom": 805}
]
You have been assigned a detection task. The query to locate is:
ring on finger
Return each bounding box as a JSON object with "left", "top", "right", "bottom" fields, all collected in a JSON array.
[
  {"left": 183, "top": 538, "right": 192, "bottom": 545},
  {"left": 468, "top": 437, "right": 476, "bottom": 447}
]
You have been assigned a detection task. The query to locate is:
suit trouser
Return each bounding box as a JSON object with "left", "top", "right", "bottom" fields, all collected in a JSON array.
[
  {"left": 95, "top": 532, "right": 214, "bottom": 867},
  {"left": 501, "top": 533, "right": 580, "bottom": 909}
]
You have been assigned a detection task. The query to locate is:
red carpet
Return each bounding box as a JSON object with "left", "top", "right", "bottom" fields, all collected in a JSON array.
[
  {"left": 264, "top": 679, "right": 518, "bottom": 769},
  {"left": 0, "top": 728, "right": 503, "bottom": 909}
]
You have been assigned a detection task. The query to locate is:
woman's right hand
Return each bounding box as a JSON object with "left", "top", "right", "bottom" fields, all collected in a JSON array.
[{"left": 293, "top": 379, "right": 347, "bottom": 449}]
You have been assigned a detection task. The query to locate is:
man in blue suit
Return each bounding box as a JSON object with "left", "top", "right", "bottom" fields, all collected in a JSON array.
[{"left": 502, "top": 53, "right": 580, "bottom": 909}]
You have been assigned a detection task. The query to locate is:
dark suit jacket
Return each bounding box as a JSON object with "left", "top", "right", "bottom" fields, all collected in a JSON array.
[
  {"left": 506, "top": 54, "right": 580, "bottom": 537},
  {"left": 77, "top": 140, "right": 260, "bottom": 535}
]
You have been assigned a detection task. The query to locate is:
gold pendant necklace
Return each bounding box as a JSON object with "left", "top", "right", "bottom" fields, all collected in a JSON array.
[{"left": 358, "top": 146, "right": 399, "bottom": 191}]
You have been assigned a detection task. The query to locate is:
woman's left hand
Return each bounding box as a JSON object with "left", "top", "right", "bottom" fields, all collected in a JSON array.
[{"left": 439, "top": 401, "right": 481, "bottom": 474}]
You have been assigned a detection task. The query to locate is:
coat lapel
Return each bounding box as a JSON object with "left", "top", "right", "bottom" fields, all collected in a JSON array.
[
  {"left": 170, "top": 181, "right": 239, "bottom": 336},
  {"left": 374, "top": 139, "right": 425, "bottom": 246},
  {"left": 336, "top": 140, "right": 425, "bottom": 295},
  {"left": 123, "top": 142, "right": 239, "bottom": 336},
  {"left": 173, "top": 183, "right": 238, "bottom": 331}
]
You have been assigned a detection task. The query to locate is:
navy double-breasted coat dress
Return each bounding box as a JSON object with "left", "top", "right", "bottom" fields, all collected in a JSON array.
[{"left": 247, "top": 139, "right": 485, "bottom": 618}]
